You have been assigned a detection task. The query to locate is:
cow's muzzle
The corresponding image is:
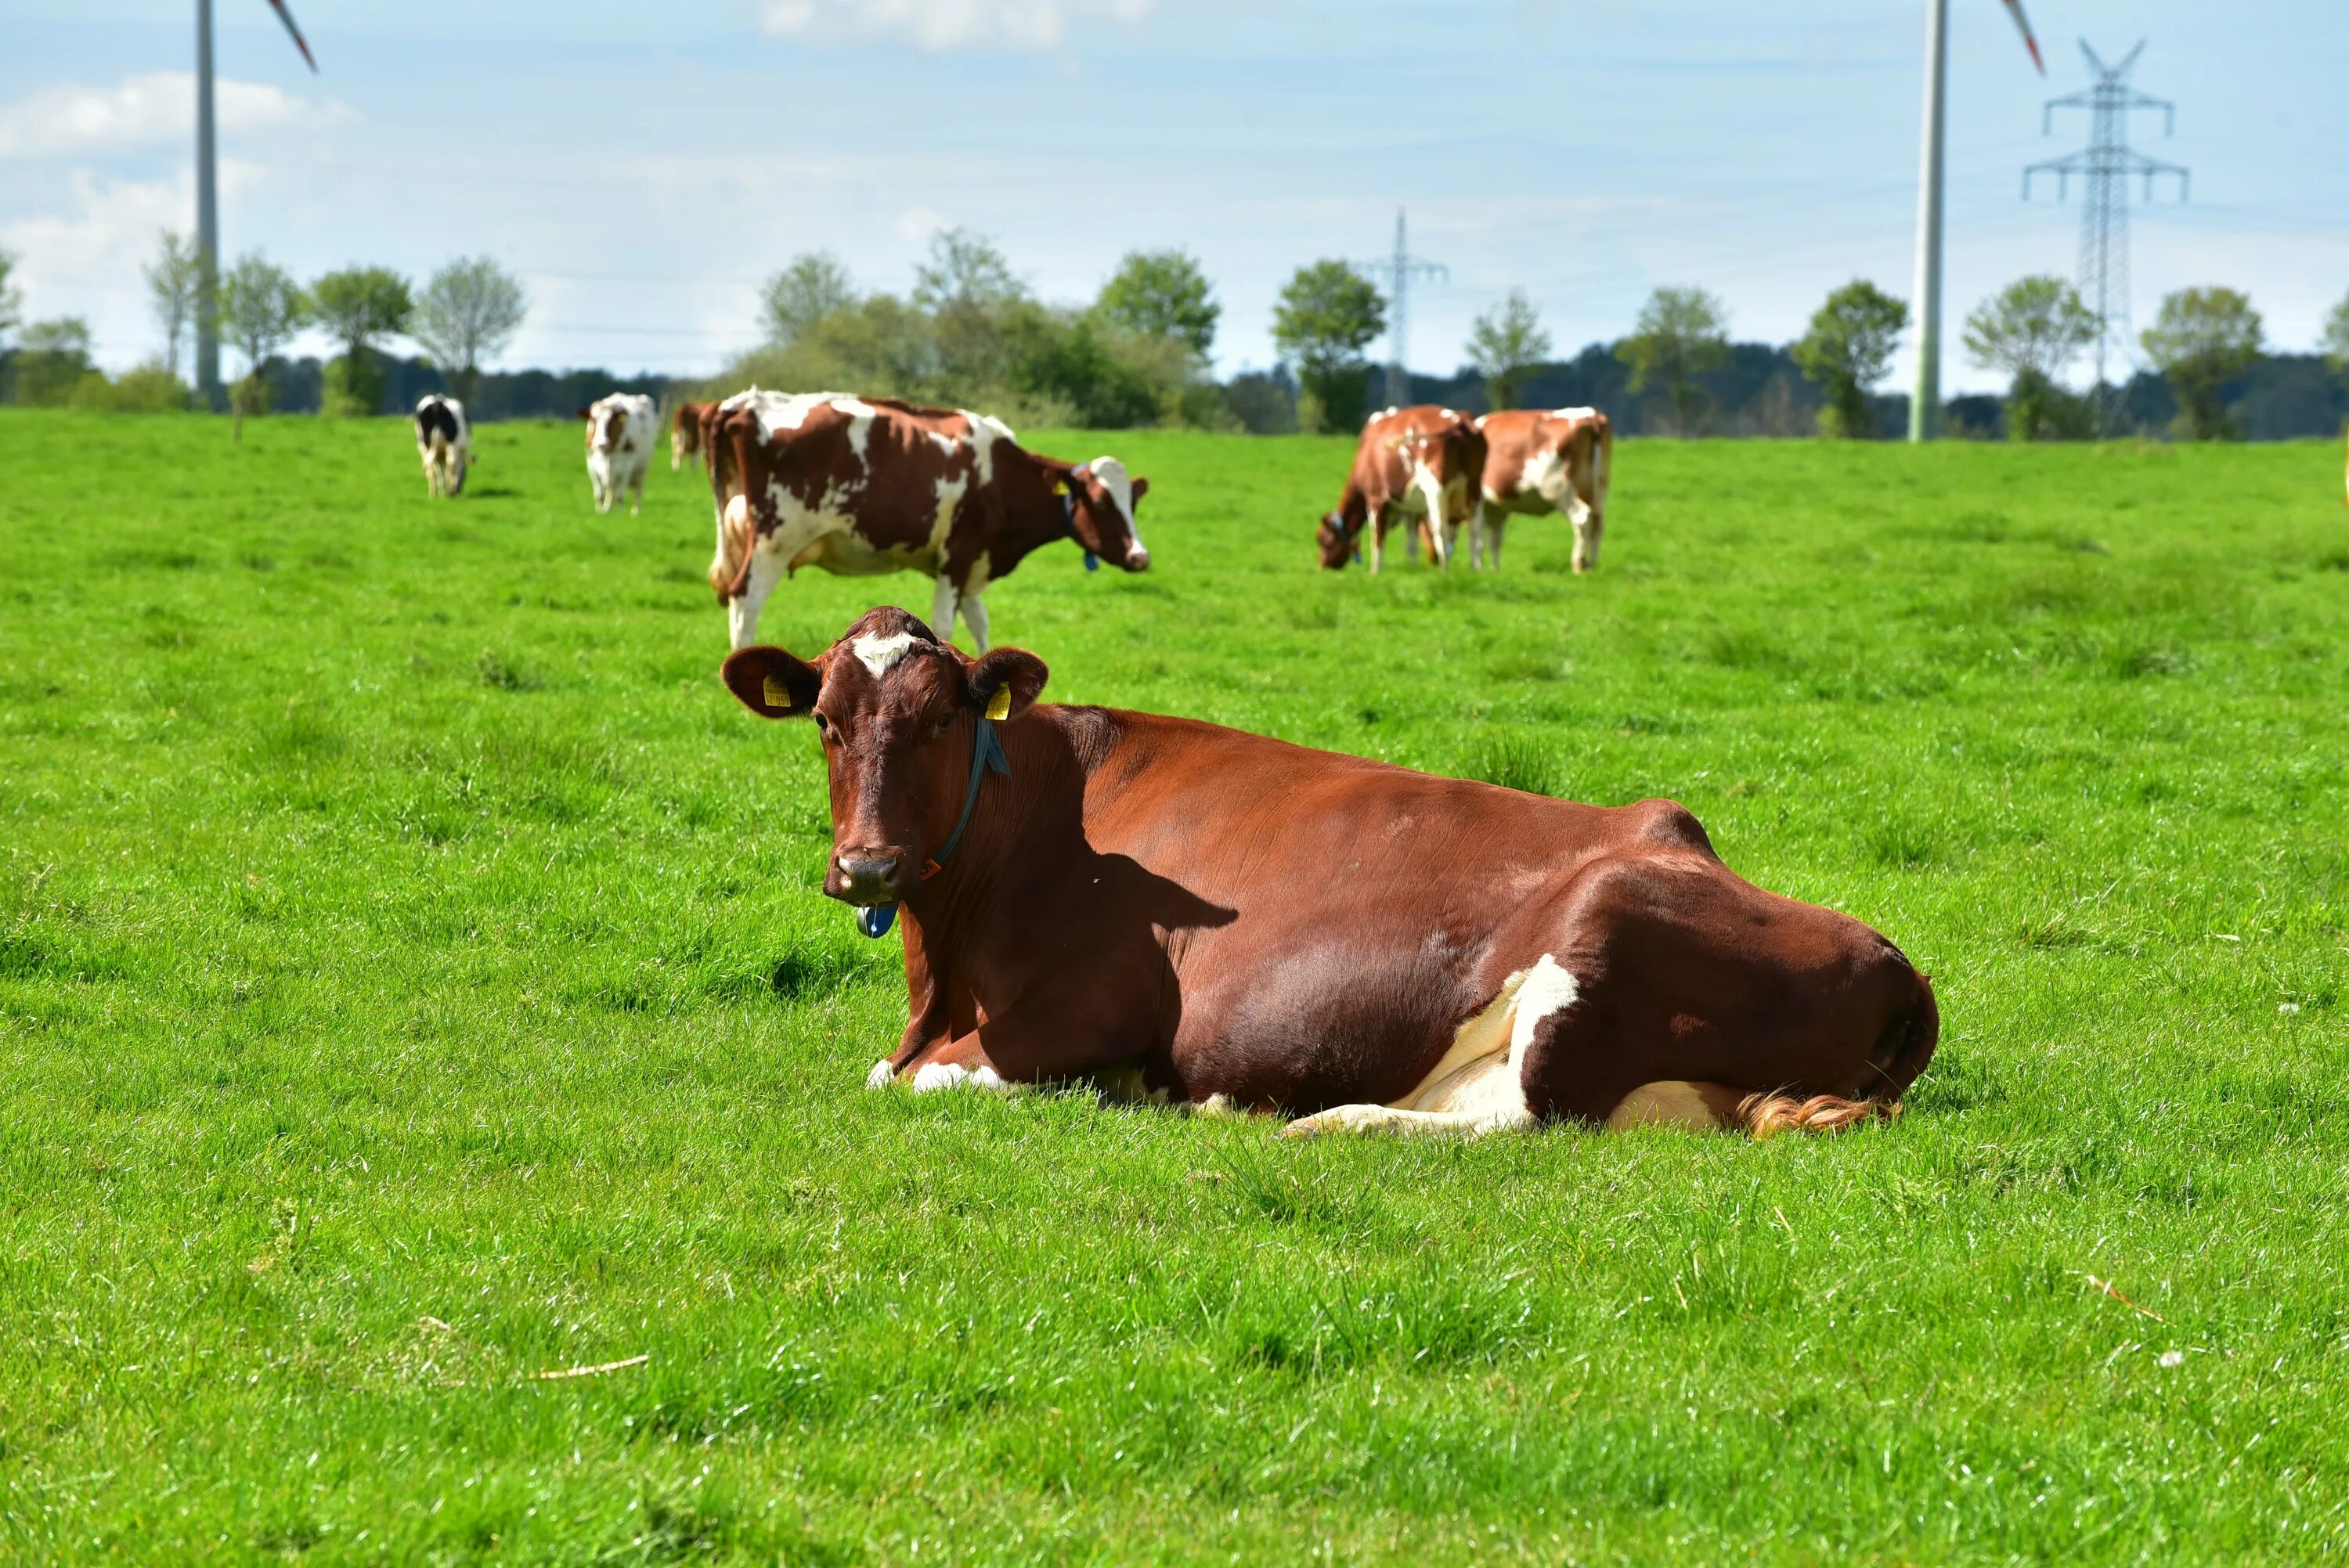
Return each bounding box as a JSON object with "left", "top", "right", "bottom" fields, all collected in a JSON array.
[
  {"left": 829, "top": 851, "right": 912, "bottom": 906},
  {"left": 1122, "top": 546, "right": 1150, "bottom": 571}
]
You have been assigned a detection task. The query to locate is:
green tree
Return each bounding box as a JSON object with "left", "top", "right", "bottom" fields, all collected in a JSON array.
[
  {"left": 1464, "top": 290, "right": 1553, "bottom": 412},
  {"left": 762, "top": 252, "right": 857, "bottom": 346},
  {"left": 143, "top": 230, "right": 204, "bottom": 384},
  {"left": 13, "top": 318, "right": 94, "bottom": 407},
  {"left": 1615, "top": 286, "right": 1728, "bottom": 434},
  {"left": 309, "top": 265, "right": 412, "bottom": 416},
  {"left": 410, "top": 257, "right": 526, "bottom": 405},
  {"left": 219, "top": 254, "right": 308, "bottom": 433},
  {"left": 2319, "top": 290, "right": 2349, "bottom": 389},
  {"left": 1962, "top": 275, "right": 2098, "bottom": 442},
  {"left": 1095, "top": 250, "right": 1219, "bottom": 358},
  {"left": 2140, "top": 287, "right": 2263, "bottom": 442},
  {"left": 1793, "top": 279, "right": 1907, "bottom": 439},
  {"left": 0, "top": 247, "right": 20, "bottom": 349},
  {"left": 915, "top": 229, "right": 1027, "bottom": 391},
  {"left": 1272, "top": 260, "right": 1385, "bottom": 433}
]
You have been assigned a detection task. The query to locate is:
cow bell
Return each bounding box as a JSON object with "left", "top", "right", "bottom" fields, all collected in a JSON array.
[{"left": 857, "top": 903, "right": 898, "bottom": 939}]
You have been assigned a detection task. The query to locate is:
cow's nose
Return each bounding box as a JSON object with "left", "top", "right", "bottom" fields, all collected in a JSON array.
[
  {"left": 1125, "top": 546, "right": 1150, "bottom": 571},
  {"left": 833, "top": 853, "right": 904, "bottom": 901}
]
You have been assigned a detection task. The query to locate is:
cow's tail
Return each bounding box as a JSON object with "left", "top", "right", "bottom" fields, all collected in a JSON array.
[
  {"left": 707, "top": 412, "right": 758, "bottom": 600},
  {"left": 1589, "top": 415, "right": 1615, "bottom": 511},
  {"left": 1735, "top": 969, "right": 1938, "bottom": 1139}
]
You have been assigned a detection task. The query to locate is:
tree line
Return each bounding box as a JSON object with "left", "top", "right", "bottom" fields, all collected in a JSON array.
[
  {"left": 0, "top": 238, "right": 527, "bottom": 426},
  {"left": 3, "top": 233, "right": 2343, "bottom": 440}
]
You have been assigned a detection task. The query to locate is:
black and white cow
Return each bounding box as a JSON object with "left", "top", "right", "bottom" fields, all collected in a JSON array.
[{"left": 413, "top": 395, "right": 472, "bottom": 499}]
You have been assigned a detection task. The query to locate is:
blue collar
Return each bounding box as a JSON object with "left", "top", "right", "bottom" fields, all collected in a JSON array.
[
  {"left": 855, "top": 714, "right": 1012, "bottom": 939},
  {"left": 1062, "top": 486, "right": 1099, "bottom": 572}
]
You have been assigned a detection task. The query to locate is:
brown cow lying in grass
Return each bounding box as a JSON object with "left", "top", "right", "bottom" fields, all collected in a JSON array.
[{"left": 722, "top": 608, "right": 1938, "bottom": 1137}]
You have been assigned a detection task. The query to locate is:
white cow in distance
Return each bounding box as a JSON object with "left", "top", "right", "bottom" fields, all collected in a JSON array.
[
  {"left": 413, "top": 395, "right": 472, "bottom": 499},
  {"left": 582, "top": 392, "right": 657, "bottom": 514}
]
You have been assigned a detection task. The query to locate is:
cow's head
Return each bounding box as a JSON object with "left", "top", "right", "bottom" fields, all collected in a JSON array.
[
  {"left": 720, "top": 607, "right": 1049, "bottom": 909},
  {"left": 1063, "top": 459, "right": 1151, "bottom": 572},
  {"left": 581, "top": 403, "right": 629, "bottom": 452},
  {"left": 1315, "top": 511, "right": 1357, "bottom": 571}
]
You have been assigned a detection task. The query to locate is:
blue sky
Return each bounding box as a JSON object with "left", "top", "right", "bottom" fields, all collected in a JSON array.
[{"left": 5, "top": 0, "right": 2342, "bottom": 391}]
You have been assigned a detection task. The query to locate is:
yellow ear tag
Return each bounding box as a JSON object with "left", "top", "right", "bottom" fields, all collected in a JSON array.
[
  {"left": 985, "top": 687, "right": 1012, "bottom": 722},
  {"left": 763, "top": 676, "right": 792, "bottom": 710}
]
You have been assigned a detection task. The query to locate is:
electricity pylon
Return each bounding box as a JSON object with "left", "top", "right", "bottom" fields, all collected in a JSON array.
[
  {"left": 1358, "top": 210, "right": 1445, "bottom": 410},
  {"left": 2025, "top": 41, "right": 2188, "bottom": 431}
]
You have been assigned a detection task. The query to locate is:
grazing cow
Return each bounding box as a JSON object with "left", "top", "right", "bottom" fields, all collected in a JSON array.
[
  {"left": 671, "top": 399, "right": 716, "bottom": 473},
  {"left": 413, "top": 395, "right": 471, "bottom": 499},
  {"left": 1315, "top": 406, "right": 1487, "bottom": 572},
  {"left": 1474, "top": 407, "right": 1615, "bottom": 573},
  {"left": 581, "top": 392, "right": 657, "bottom": 515},
  {"left": 705, "top": 390, "right": 1150, "bottom": 651},
  {"left": 720, "top": 607, "right": 1941, "bottom": 1139}
]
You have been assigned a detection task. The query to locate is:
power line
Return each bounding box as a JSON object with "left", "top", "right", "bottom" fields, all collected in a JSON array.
[{"left": 2025, "top": 39, "right": 2188, "bottom": 431}]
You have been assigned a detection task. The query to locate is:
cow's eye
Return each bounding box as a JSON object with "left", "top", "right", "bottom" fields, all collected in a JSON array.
[
  {"left": 933, "top": 712, "right": 956, "bottom": 737},
  {"left": 813, "top": 712, "right": 832, "bottom": 738}
]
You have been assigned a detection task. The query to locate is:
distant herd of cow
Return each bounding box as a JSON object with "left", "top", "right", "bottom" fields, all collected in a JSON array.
[
  {"left": 410, "top": 388, "right": 1614, "bottom": 652},
  {"left": 406, "top": 384, "right": 1939, "bottom": 1144}
]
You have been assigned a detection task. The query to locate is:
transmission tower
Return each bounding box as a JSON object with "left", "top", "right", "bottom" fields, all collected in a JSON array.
[
  {"left": 2024, "top": 41, "right": 2188, "bottom": 429},
  {"left": 1357, "top": 210, "right": 1446, "bottom": 409}
]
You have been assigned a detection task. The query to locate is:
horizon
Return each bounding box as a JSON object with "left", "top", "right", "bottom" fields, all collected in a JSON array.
[{"left": 5, "top": 0, "right": 2342, "bottom": 394}]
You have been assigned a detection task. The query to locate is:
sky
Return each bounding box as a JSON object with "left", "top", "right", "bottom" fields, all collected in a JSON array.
[{"left": 4, "top": 0, "right": 2344, "bottom": 393}]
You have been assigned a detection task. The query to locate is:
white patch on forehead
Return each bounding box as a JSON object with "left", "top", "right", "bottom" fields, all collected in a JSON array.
[
  {"left": 850, "top": 630, "right": 922, "bottom": 677},
  {"left": 1084, "top": 455, "right": 1135, "bottom": 524}
]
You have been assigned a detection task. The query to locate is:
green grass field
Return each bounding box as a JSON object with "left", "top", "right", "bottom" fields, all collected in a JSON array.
[{"left": 3, "top": 409, "right": 2346, "bottom": 1563}]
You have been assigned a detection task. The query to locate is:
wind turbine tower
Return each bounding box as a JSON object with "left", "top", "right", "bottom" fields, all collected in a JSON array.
[
  {"left": 1909, "top": 0, "right": 2044, "bottom": 442},
  {"left": 193, "top": 0, "right": 317, "bottom": 410}
]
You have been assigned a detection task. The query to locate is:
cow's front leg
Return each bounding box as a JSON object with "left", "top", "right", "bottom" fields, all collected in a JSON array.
[
  {"left": 1484, "top": 512, "right": 1508, "bottom": 570},
  {"left": 727, "top": 551, "right": 783, "bottom": 648},
  {"left": 958, "top": 592, "right": 990, "bottom": 652},
  {"left": 898, "top": 1034, "right": 1019, "bottom": 1095},
  {"left": 930, "top": 575, "right": 962, "bottom": 645},
  {"left": 630, "top": 468, "right": 644, "bottom": 516}
]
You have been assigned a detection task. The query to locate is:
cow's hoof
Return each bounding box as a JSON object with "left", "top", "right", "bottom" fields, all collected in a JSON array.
[
  {"left": 865, "top": 1058, "right": 896, "bottom": 1090},
  {"left": 911, "top": 1062, "right": 971, "bottom": 1093}
]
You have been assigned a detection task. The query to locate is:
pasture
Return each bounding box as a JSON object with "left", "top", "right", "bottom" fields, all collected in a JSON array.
[{"left": 3, "top": 409, "right": 2346, "bottom": 1563}]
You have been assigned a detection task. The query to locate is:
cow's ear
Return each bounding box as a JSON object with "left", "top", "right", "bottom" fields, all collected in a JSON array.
[
  {"left": 720, "top": 646, "right": 822, "bottom": 720},
  {"left": 965, "top": 648, "right": 1048, "bottom": 720},
  {"left": 1128, "top": 476, "right": 1149, "bottom": 506}
]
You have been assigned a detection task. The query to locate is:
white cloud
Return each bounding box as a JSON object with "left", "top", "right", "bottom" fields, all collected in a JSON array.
[
  {"left": 759, "top": 0, "right": 1153, "bottom": 52},
  {"left": 0, "top": 72, "right": 348, "bottom": 161},
  {"left": 893, "top": 205, "right": 950, "bottom": 243}
]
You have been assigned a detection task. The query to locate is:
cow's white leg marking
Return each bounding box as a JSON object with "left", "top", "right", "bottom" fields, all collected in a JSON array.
[
  {"left": 911, "top": 1062, "right": 1012, "bottom": 1094},
  {"left": 867, "top": 1058, "right": 897, "bottom": 1089},
  {"left": 959, "top": 590, "right": 990, "bottom": 653},
  {"left": 727, "top": 552, "right": 784, "bottom": 649},
  {"left": 1485, "top": 511, "right": 1508, "bottom": 570},
  {"left": 1413, "top": 465, "right": 1452, "bottom": 569},
  {"left": 1367, "top": 501, "right": 1386, "bottom": 575},
  {"left": 930, "top": 575, "right": 961, "bottom": 644},
  {"left": 1284, "top": 954, "right": 1579, "bottom": 1139}
]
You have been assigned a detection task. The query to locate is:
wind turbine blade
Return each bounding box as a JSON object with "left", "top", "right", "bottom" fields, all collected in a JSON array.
[
  {"left": 265, "top": 0, "right": 319, "bottom": 71},
  {"left": 2001, "top": 0, "right": 2046, "bottom": 74}
]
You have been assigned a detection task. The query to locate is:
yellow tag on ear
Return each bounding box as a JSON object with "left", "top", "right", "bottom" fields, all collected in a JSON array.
[
  {"left": 763, "top": 676, "right": 792, "bottom": 710},
  {"left": 985, "top": 687, "right": 1012, "bottom": 722}
]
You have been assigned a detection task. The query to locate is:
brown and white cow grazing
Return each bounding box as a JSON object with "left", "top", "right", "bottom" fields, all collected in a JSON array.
[
  {"left": 1474, "top": 407, "right": 1615, "bottom": 572},
  {"left": 582, "top": 392, "right": 657, "bottom": 515},
  {"left": 1316, "top": 405, "right": 1487, "bottom": 572},
  {"left": 413, "top": 394, "right": 471, "bottom": 499},
  {"left": 720, "top": 607, "right": 1939, "bottom": 1138},
  {"left": 671, "top": 399, "right": 716, "bottom": 473},
  {"left": 705, "top": 391, "right": 1150, "bottom": 651}
]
